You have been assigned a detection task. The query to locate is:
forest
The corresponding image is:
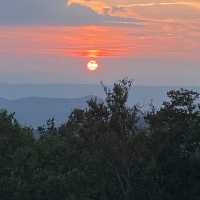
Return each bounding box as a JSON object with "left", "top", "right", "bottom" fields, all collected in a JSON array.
[{"left": 0, "top": 79, "right": 200, "bottom": 200}]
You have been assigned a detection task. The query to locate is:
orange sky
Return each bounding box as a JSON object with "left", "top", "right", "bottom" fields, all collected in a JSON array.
[
  {"left": 0, "top": 23, "right": 199, "bottom": 59},
  {"left": 68, "top": 0, "right": 200, "bottom": 21},
  {"left": 0, "top": 0, "right": 199, "bottom": 85}
]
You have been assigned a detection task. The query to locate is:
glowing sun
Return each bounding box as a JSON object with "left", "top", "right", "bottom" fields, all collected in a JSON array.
[{"left": 87, "top": 60, "right": 98, "bottom": 71}]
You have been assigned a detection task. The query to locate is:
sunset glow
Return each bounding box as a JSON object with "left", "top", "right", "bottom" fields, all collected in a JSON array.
[
  {"left": 0, "top": 0, "right": 199, "bottom": 85},
  {"left": 87, "top": 60, "right": 99, "bottom": 71},
  {"left": 1, "top": 1, "right": 200, "bottom": 197},
  {"left": 0, "top": 24, "right": 199, "bottom": 59},
  {"left": 68, "top": 0, "right": 200, "bottom": 21}
]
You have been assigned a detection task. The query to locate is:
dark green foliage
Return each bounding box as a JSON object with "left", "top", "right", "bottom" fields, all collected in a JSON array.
[{"left": 0, "top": 80, "right": 200, "bottom": 199}]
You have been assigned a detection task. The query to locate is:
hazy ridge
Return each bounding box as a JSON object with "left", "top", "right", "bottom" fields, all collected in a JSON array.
[
  {"left": 0, "top": 84, "right": 199, "bottom": 127},
  {"left": 0, "top": 96, "right": 91, "bottom": 127}
]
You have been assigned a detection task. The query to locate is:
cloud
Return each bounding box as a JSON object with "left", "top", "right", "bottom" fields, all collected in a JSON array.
[
  {"left": 68, "top": 0, "right": 200, "bottom": 21},
  {"left": 1, "top": 0, "right": 199, "bottom": 26},
  {"left": 0, "top": 0, "right": 138, "bottom": 25},
  {"left": 113, "top": 1, "right": 200, "bottom": 21}
]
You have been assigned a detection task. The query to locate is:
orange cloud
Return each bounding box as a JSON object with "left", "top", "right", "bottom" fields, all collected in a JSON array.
[
  {"left": 67, "top": 0, "right": 200, "bottom": 21},
  {"left": 0, "top": 24, "right": 199, "bottom": 59}
]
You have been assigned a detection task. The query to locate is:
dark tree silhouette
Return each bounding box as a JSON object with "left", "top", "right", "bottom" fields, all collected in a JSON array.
[{"left": 0, "top": 80, "right": 200, "bottom": 200}]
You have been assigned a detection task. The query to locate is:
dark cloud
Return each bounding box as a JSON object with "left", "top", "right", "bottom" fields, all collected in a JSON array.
[{"left": 0, "top": 0, "right": 137, "bottom": 25}]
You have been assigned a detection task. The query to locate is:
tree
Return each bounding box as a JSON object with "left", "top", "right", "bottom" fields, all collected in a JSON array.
[
  {"left": 146, "top": 89, "right": 200, "bottom": 200},
  {"left": 0, "top": 110, "right": 34, "bottom": 200},
  {"left": 0, "top": 81, "right": 200, "bottom": 200}
]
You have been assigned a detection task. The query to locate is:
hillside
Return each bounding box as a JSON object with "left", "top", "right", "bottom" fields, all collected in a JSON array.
[
  {"left": 0, "top": 96, "right": 93, "bottom": 127},
  {"left": 0, "top": 84, "right": 199, "bottom": 127}
]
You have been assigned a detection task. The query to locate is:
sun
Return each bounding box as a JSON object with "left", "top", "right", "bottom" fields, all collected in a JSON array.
[{"left": 87, "top": 60, "right": 98, "bottom": 71}]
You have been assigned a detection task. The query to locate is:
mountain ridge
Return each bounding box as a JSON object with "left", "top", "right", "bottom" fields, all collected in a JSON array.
[
  {"left": 0, "top": 85, "right": 199, "bottom": 127},
  {"left": 0, "top": 96, "right": 96, "bottom": 127}
]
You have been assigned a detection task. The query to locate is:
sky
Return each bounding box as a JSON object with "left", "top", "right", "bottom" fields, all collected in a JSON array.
[{"left": 0, "top": 0, "right": 199, "bottom": 86}]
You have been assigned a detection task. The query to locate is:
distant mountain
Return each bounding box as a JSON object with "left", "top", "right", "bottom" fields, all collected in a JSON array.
[
  {"left": 0, "top": 83, "right": 199, "bottom": 102},
  {"left": 0, "top": 84, "right": 199, "bottom": 127},
  {"left": 0, "top": 84, "right": 105, "bottom": 99},
  {"left": 0, "top": 96, "right": 94, "bottom": 128}
]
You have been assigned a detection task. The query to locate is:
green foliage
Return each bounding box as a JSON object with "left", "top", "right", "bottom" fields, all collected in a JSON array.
[{"left": 0, "top": 80, "right": 200, "bottom": 200}]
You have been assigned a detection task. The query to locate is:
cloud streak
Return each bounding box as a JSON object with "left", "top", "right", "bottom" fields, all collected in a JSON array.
[
  {"left": 0, "top": 25, "right": 199, "bottom": 59},
  {"left": 1, "top": 0, "right": 199, "bottom": 25},
  {"left": 68, "top": 0, "right": 200, "bottom": 21},
  {"left": 0, "top": 0, "right": 138, "bottom": 25}
]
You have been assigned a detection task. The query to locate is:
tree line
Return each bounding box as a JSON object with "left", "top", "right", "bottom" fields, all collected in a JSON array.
[{"left": 0, "top": 79, "right": 200, "bottom": 200}]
